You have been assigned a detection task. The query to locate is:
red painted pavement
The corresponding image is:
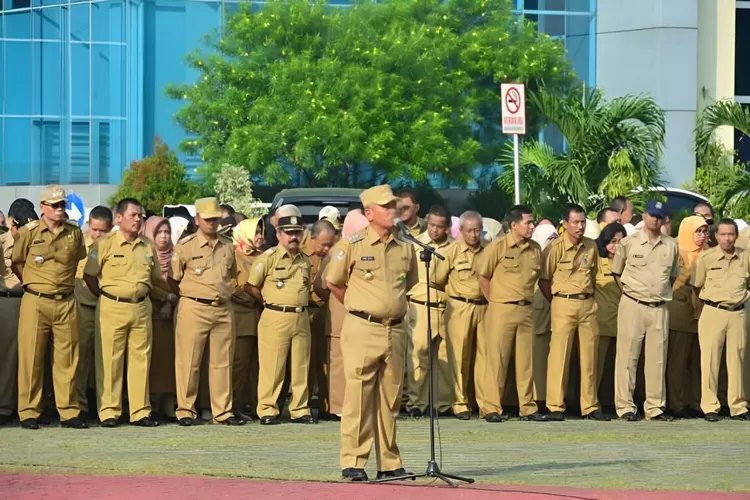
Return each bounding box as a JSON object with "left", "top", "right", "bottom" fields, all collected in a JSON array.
[{"left": 0, "top": 473, "right": 748, "bottom": 499}]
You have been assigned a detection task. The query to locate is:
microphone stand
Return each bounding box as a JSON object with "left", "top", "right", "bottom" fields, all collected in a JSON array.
[{"left": 371, "top": 228, "right": 474, "bottom": 488}]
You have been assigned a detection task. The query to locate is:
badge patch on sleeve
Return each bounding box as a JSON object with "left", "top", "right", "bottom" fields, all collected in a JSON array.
[{"left": 336, "top": 250, "right": 345, "bottom": 261}]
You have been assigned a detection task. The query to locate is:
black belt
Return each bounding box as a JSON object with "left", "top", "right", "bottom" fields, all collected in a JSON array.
[
  {"left": 703, "top": 300, "right": 745, "bottom": 312},
  {"left": 409, "top": 298, "right": 446, "bottom": 308},
  {"left": 503, "top": 299, "right": 533, "bottom": 306},
  {"left": 0, "top": 290, "right": 23, "bottom": 298},
  {"left": 23, "top": 287, "right": 73, "bottom": 300},
  {"left": 349, "top": 310, "right": 403, "bottom": 327},
  {"left": 449, "top": 296, "right": 488, "bottom": 305},
  {"left": 554, "top": 293, "right": 592, "bottom": 300},
  {"left": 624, "top": 293, "right": 665, "bottom": 308},
  {"left": 183, "top": 296, "right": 225, "bottom": 307},
  {"left": 265, "top": 303, "right": 306, "bottom": 313},
  {"left": 101, "top": 290, "right": 146, "bottom": 304}
]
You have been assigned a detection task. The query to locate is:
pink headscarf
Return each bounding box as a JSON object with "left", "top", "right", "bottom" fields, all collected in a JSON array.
[
  {"left": 342, "top": 209, "right": 369, "bottom": 238},
  {"left": 450, "top": 216, "right": 461, "bottom": 240},
  {"left": 143, "top": 216, "right": 172, "bottom": 280}
]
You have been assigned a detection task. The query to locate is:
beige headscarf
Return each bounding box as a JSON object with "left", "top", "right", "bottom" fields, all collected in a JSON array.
[
  {"left": 233, "top": 217, "right": 264, "bottom": 254},
  {"left": 678, "top": 216, "right": 708, "bottom": 269}
]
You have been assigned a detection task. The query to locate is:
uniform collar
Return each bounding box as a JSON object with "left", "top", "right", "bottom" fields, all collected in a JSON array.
[
  {"left": 365, "top": 225, "right": 396, "bottom": 246},
  {"left": 459, "top": 239, "right": 484, "bottom": 253},
  {"left": 508, "top": 232, "right": 528, "bottom": 249},
  {"left": 637, "top": 229, "right": 665, "bottom": 246},
  {"left": 196, "top": 231, "right": 223, "bottom": 249},
  {"left": 718, "top": 248, "right": 739, "bottom": 261},
  {"left": 408, "top": 217, "right": 424, "bottom": 231},
  {"left": 115, "top": 230, "right": 145, "bottom": 247},
  {"left": 418, "top": 231, "right": 452, "bottom": 248},
  {"left": 562, "top": 232, "right": 582, "bottom": 251},
  {"left": 38, "top": 217, "right": 66, "bottom": 235},
  {"left": 302, "top": 236, "right": 316, "bottom": 257},
  {"left": 278, "top": 245, "right": 303, "bottom": 260}
]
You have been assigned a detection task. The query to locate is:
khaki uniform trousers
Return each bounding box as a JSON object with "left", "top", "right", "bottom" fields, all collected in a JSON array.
[
  {"left": 473, "top": 316, "right": 488, "bottom": 414},
  {"left": 615, "top": 295, "right": 668, "bottom": 419},
  {"left": 699, "top": 306, "right": 748, "bottom": 416},
  {"left": 174, "top": 299, "right": 235, "bottom": 422},
  {"left": 256, "top": 308, "right": 311, "bottom": 419},
  {"left": 547, "top": 297, "right": 599, "bottom": 415},
  {"left": 150, "top": 316, "right": 176, "bottom": 394},
  {"left": 96, "top": 298, "right": 153, "bottom": 422},
  {"left": 533, "top": 332, "right": 550, "bottom": 403},
  {"left": 308, "top": 306, "right": 328, "bottom": 405},
  {"left": 666, "top": 330, "right": 701, "bottom": 412},
  {"left": 445, "top": 298, "right": 486, "bottom": 414},
  {"left": 406, "top": 303, "right": 453, "bottom": 413},
  {"left": 326, "top": 297, "right": 347, "bottom": 415},
  {"left": 75, "top": 303, "right": 96, "bottom": 413},
  {"left": 17, "top": 293, "right": 80, "bottom": 421},
  {"left": 0, "top": 296, "right": 21, "bottom": 417},
  {"left": 482, "top": 302, "right": 536, "bottom": 416},
  {"left": 340, "top": 314, "right": 406, "bottom": 471}
]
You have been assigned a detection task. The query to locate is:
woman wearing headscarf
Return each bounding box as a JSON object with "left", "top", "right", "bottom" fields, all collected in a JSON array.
[
  {"left": 231, "top": 217, "right": 266, "bottom": 421},
  {"left": 530, "top": 222, "right": 558, "bottom": 406},
  {"left": 143, "top": 216, "right": 179, "bottom": 422},
  {"left": 594, "top": 223, "right": 627, "bottom": 407},
  {"left": 666, "top": 215, "right": 708, "bottom": 418},
  {"left": 314, "top": 209, "right": 368, "bottom": 419}
]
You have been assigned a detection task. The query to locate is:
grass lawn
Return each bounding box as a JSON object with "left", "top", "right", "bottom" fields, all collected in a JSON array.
[{"left": 1, "top": 417, "right": 749, "bottom": 492}]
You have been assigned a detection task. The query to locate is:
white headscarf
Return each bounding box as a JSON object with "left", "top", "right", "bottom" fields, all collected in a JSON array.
[
  {"left": 169, "top": 216, "right": 190, "bottom": 245},
  {"left": 735, "top": 219, "right": 748, "bottom": 233},
  {"left": 531, "top": 223, "right": 558, "bottom": 251}
]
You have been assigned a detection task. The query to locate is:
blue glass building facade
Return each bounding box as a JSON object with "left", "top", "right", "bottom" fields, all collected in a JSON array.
[{"left": 0, "top": 0, "right": 597, "bottom": 188}]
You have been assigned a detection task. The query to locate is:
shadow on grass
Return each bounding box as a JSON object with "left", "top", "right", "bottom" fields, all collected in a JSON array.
[{"left": 456, "top": 459, "right": 639, "bottom": 477}]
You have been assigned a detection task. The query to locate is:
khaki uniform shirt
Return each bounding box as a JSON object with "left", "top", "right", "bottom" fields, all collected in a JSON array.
[
  {"left": 326, "top": 225, "right": 418, "bottom": 319},
  {"left": 595, "top": 256, "right": 621, "bottom": 336},
  {"left": 0, "top": 232, "right": 21, "bottom": 292},
  {"left": 436, "top": 239, "right": 485, "bottom": 300},
  {"left": 247, "top": 246, "right": 311, "bottom": 307},
  {"left": 407, "top": 232, "right": 452, "bottom": 304},
  {"left": 84, "top": 230, "right": 161, "bottom": 300},
  {"left": 406, "top": 217, "right": 427, "bottom": 238},
  {"left": 302, "top": 238, "right": 326, "bottom": 306},
  {"left": 11, "top": 218, "right": 86, "bottom": 294},
  {"left": 541, "top": 234, "right": 597, "bottom": 296},
  {"left": 75, "top": 234, "right": 99, "bottom": 307},
  {"left": 612, "top": 230, "right": 679, "bottom": 302},
  {"left": 477, "top": 233, "right": 541, "bottom": 303},
  {"left": 691, "top": 246, "right": 750, "bottom": 307},
  {"left": 736, "top": 226, "right": 750, "bottom": 250},
  {"left": 668, "top": 257, "right": 701, "bottom": 333},
  {"left": 169, "top": 232, "right": 237, "bottom": 303}
]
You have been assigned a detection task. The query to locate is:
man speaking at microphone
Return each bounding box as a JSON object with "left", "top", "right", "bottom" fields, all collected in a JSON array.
[{"left": 325, "top": 184, "right": 418, "bottom": 482}]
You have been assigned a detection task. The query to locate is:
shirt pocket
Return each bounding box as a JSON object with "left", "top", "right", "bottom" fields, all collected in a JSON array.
[
  {"left": 557, "top": 260, "right": 574, "bottom": 275},
  {"left": 353, "top": 255, "right": 382, "bottom": 281},
  {"left": 186, "top": 256, "right": 209, "bottom": 280},
  {"left": 454, "top": 261, "right": 474, "bottom": 280},
  {"left": 500, "top": 257, "right": 520, "bottom": 273},
  {"left": 107, "top": 255, "right": 130, "bottom": 277}
]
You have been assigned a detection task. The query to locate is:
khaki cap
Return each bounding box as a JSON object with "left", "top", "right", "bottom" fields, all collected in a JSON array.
[
  {"left": 276, "top": 204, "right": 304, "bottom": 231},
  {"left": 359, "top": 184, "right": 397, "bottom": 207},
  {"left": 195, "top": 197, "right": 222, "bottom": 219},
  {"left": 40, "top": 185, "right": 66, "bottom": 204}
]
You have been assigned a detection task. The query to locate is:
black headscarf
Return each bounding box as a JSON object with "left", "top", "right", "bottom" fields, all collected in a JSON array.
[{"left": 595, "top": 222, "right": 626, "bottom": 258}]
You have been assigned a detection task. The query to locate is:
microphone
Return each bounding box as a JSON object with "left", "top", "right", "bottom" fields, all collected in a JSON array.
[
  {"left": 393, "top": 217, "right": 409, "bottom": 234},
  {"left": 393, "top": 217, "right": 445, "bottom": 260}
]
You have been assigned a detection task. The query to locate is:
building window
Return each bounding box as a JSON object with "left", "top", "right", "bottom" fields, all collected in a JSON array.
[
  {"left": 71, "top": 121, "right": 90, "bottom": 183},
  {"left": 99, "top": 122, "right": 111, "bottom": 184}
]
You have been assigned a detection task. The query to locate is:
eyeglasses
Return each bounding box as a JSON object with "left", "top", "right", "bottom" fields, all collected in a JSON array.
[{"left": 42, "top": 201, "right": 66, "bottom": 210}]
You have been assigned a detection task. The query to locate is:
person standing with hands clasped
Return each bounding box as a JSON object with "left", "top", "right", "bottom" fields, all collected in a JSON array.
[
  {"left": 169, "top": 197, "right": 244, "bottom": 427},
  {"left": 326, "top": 185, "right": 418, "bottom": 482},
  {"left": 612, "top": 201, "right": 679, "bottom": 421},
  {"left": 12, "top": 186, "right": 87, "bottom": 430},
  {"left": 540, "top": 203, "right": 605, "bottom": 421},
  {"left": 83, "top": 199, "right": 161, "bottom": 427},
  {"left": 247, "top": 205, "right": 314, "bottom": 426},
  {"left": 691, "top": 219, "right": 750, "bottom": 421}
]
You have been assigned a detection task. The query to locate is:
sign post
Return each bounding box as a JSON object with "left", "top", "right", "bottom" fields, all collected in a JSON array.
[{"left": 501, "top": 83, "right": 526, "bottom": 205}]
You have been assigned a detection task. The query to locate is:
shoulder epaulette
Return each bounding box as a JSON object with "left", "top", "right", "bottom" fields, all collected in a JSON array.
[
  {"left": 218, "top": 234, "right": 233, "bottom": 244},
  {"left": 528, "top": 238, "right": 542, "bottom": 250},
  {"left": 25, "top": 220, "right": 39, "bottom": 231},
  {"left": 264, "top": 246, "right": 277, "bottom": 256},
  {"left": 347, "top": 230, "right": 366, "bottom": 243},
  {"left": 64, "top": 219, "right": 80, "bottom": 228},
  {"left": 177, "top": 233, "right": 197, "bottom": 245}
]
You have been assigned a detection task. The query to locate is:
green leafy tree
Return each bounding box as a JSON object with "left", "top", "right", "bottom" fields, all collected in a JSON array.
[
  {"left": 166, "top": 0, "right": 571, "bottom": 187},
  {"left": 213, "top": 164, "right": 268, "bottom": 218},
  {"left": 110, "top": 137, "right": 205, "bottom": 215},
  {"left": 498, "top": 86, "right": 665, "bottom": 217}
]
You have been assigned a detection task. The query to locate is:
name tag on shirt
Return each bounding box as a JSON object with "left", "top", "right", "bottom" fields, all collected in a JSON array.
[{"left": 361, "top": 256, "right": 375, "bottom": 261}]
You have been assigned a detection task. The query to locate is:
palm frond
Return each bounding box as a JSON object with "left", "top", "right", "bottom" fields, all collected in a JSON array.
[{"left": 696, "top": 99, "right": 750, "bottom": 157}]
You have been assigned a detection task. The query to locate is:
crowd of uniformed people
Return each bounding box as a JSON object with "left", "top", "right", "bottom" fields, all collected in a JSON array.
[{"left": 1, "top": 184, "right": 750, "bottom": 482}]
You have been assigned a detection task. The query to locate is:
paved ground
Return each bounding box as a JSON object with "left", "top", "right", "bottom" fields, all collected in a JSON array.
[{"left": 1, "top": 417, "right": 749, "bottom": 494}]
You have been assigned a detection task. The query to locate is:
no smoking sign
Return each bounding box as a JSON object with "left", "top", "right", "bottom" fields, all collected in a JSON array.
[{"left": 501, "top": 83, "right": 526, "bottom": 135}]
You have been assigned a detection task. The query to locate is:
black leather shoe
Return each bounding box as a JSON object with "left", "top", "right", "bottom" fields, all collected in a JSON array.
[
  {"left": 260, "top": 415, "right": 281, "bottom": 425},
  {"left": 731, "top": 411, "right": 750, "bottom": 421},
  {"left": 650, "top": 412, "right": 674, "bottom": 422},
  {"left": 519, "top": 411, "right": 547, "bottom": 422},
  {"left": 376, "top": 468, "right": 415, "bottom": 480},
  {"left": 621, "top": 412, "right": 638, "bottom": 422},
  {"left": 455, "top": 411, "right": 471, "bottom": 421},
  {"left": 546, "top": 411, "right": 564, "bottom": 421},
  {"left": 342, "top": 468, "right": 368, "bottom": 481},
  {"left": 21, "top": 418, "right": 40, "bottom": 430},
  {"left": 101, "top": 418, "right": 118, "bottom": 428},
  {"left": 408, "top": 408, "right": 422, "bottom": 418},
  {"left": 132, "top": 417, "right": 159, "bottom": 427},
  {"left": 320, "top": 413, "right": 341, "bottom": 422},
  {"left": 582, "top": 410, "right": 610, "bottom": 421},
  {"left": 61, "top": 418, "right": 88, "bottom": 429},
  {"left": 178, "top": 417, "right": 195, "bottom": 427},
  {"left": 290, "top": 415, "right": 315, "bottom": 424},
  {"left": 705, "top": 412, "right": 721, "bottom": 422},
  {"left": 484, "top": 412, "right": 506, "bottom": 423},
  {"left": 221, "top": 416, "right": 246, "bottom": 426}
]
